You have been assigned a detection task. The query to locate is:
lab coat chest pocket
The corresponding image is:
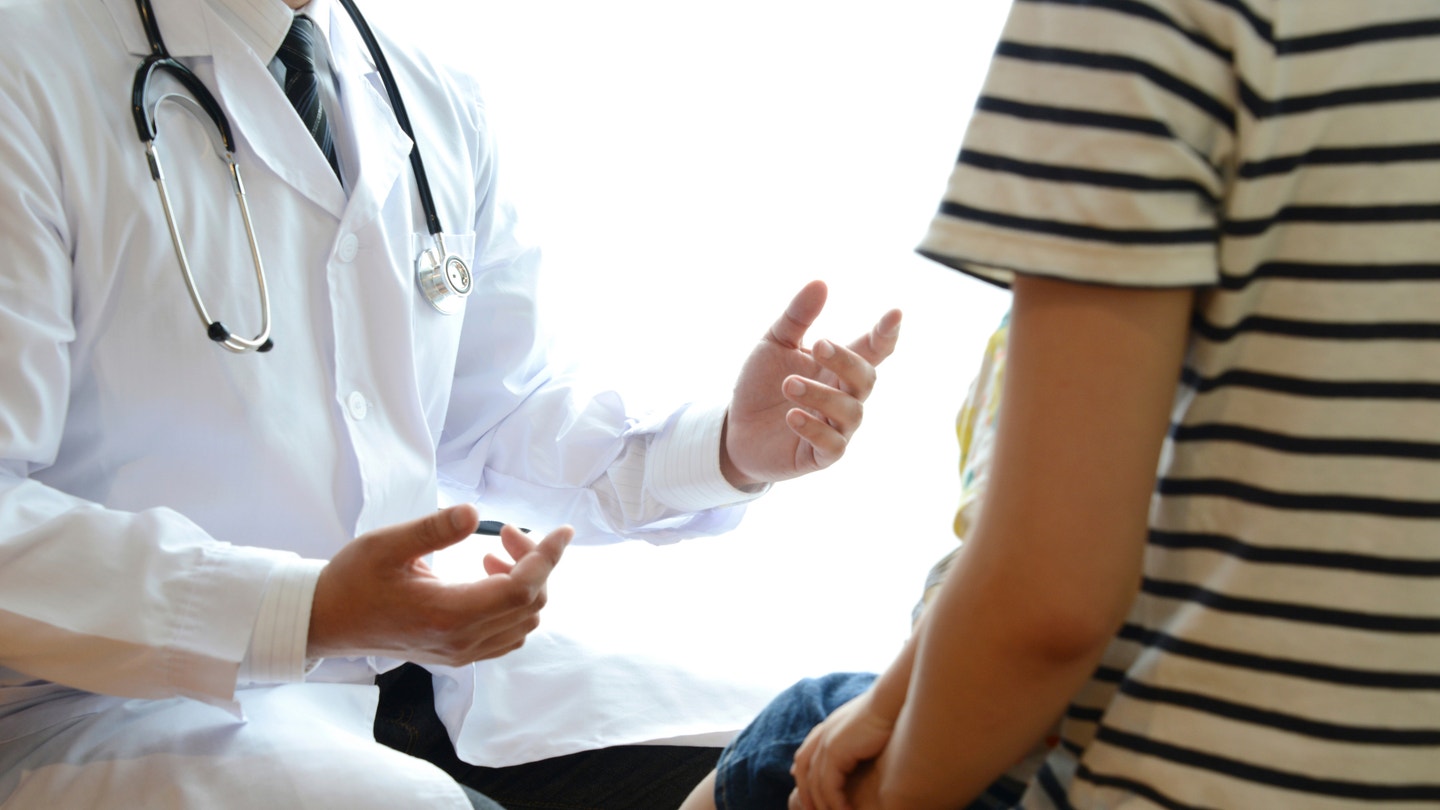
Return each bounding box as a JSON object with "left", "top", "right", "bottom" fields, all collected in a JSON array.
[{"left": 410, "top": 230, "right": 476, "bottom": 441}]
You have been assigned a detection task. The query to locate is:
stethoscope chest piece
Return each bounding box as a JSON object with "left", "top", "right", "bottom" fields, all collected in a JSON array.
[{"left": 416, "top": 234, "right": 472, "bottom": 314}]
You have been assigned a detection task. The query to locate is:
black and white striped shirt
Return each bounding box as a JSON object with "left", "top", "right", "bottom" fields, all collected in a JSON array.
[{"left": 918, "top": 0, "right": 1440, "bottom": 806}]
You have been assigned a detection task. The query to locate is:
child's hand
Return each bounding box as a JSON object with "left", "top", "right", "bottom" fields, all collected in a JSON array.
[{"left": 788, "top": 689, "right": 894, "bottom": 810}]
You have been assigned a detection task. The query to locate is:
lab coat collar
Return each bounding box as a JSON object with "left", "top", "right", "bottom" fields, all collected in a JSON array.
[
  {"left": 102, "top": 0, "right": 293, "bottom": 61},
  {"left": 102, "top": 0, "right": 413, "bottom": 238},
  {"left": 206, "top": 7, "right": 348, "bottom": 216}
]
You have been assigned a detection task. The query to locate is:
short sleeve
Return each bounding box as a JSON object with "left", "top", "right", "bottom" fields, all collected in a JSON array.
[{"left": 917, "top": 0, "right": 1237, "bottom": 289}]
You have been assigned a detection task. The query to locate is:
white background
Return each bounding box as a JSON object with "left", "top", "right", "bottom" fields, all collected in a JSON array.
[{"left": 378, "top": 0, "right": 1016, "bottom": 715}]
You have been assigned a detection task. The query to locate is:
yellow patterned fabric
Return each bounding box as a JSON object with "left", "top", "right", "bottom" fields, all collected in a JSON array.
[{"left": 914, "top": 313, "right": 1009, "bottom": 626}]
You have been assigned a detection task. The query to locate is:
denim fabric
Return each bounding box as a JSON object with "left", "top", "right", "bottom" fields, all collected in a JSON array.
[
  {"left": 375, "top": 662, "right": 720, "bottom": 810},
  {"left": 714, "top": 672, "right": 1025, "bottom": 810},
  {"left": 715, "top": 672, "right": 877, "bottom": 810}
]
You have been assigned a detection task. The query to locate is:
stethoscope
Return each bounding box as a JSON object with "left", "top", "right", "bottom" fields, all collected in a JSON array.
[{"left": 130, "top": 0, "right": 474, "bottom": 354}]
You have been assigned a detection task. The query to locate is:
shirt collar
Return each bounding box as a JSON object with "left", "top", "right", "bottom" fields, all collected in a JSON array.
[
  {"left": 298, "top": 0, "right": 337, "bottom": 40},
  {"left": 103, "top": 0, "right": 294, "bottom": 59},
  {"left": 215, "top": 0, "right": 350, "bottom": 71},
  {"left": 270, "top": 0, "right": 339, "bottom": 60},
  {"left": 214, "top": 0, "right": 302, "bottom": 62}
]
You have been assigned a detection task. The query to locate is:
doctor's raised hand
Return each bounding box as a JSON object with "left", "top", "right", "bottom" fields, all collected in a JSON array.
[
  {"left": 721, "top": 280, "right": 902, "bottom": 488},
  {"left": 307, "top": 504, "right": 572, "bottom": 665}
]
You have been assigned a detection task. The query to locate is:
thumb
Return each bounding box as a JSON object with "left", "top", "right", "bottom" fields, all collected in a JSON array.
[
  {"left": 379, "top": 503, "right": 479, "bottom": 564},
  {"left": 767, "top": 280, "right": 828, "bottom": 349}
]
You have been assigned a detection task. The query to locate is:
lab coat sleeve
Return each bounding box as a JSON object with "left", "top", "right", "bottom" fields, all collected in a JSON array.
[
  {"left": 0, "top": 79, "right": 300, "bottom": 711},
  {"left": 434, "top": 89, "right": 763, "bottom": 545}
]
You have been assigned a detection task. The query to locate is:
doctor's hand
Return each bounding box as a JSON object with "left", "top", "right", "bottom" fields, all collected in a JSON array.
[
  {"left": 307, "top": 503, "right": 572, "bottom": 666},
  {"left": 722, "top": 280, "right": 901, "bottom": 488}
]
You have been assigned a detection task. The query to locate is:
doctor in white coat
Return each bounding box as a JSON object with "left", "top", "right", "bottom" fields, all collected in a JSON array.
[{"left": 0, "top": 0, "right": 902, "bottom": 806}]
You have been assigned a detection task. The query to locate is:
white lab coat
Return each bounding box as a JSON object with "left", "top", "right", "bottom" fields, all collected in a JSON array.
[{"left": 0, "top": 0, "right": 754, "bottom": 802}]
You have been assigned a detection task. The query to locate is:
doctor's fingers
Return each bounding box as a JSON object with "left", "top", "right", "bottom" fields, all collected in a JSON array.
[
  {"left": 784, "top": 374, "right": 862, "bottom": 438},
  {"left": 847, "top": 308, "right": 902, "bottom": 369},
  {"left": 478, "top": 522, "right": 572, "bottom": 582},
  {"left": 394, "top": 527, "right": 572, "bottom": 666},
  {"left": 409, "top": 601, "right": 544, "bottom": 666},
  {"left": 498, "top": 523, "right": 539, "bottom": 559},
  {"left": 807, "top": 340, "right": 873, "bottom": 400},
  {"left": 446, "top": 527, "right": 571, "bottom": 618},
  {"left": 509, "top": 524, "right": 573, "bottom": 581},
  {"left": 479, "top": 524, "right": 539, "bottom": 575}
]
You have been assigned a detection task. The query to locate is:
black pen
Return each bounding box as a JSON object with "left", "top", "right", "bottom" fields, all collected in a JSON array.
[{"left": 473, "top": 520, "right": 530, "bottom": 536}]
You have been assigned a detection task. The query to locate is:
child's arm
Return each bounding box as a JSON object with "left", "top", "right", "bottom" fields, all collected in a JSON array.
[{"left": 868, "top": 275, "right": 1194, "bottom": 809}]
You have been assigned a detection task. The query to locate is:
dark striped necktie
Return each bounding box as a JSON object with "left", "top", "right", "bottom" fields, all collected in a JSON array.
[{"left": 276, "top": 15, "right": 341, "bottom": 180}]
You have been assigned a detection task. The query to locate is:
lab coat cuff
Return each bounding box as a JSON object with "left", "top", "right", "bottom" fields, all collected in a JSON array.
[
  {"left": 649, "top": 401, "right": 768, "bottom": 513},
  {"left": 239, "top": 557, "right": 327, "bottom": 685}
]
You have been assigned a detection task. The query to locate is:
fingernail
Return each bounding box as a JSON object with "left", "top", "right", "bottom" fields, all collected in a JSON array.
[
  {"left": 785, "top": 377, "right": 807, "bottom": 397},
  {"left": 815, "top": 340, "right": 835, "bottom": 358}
]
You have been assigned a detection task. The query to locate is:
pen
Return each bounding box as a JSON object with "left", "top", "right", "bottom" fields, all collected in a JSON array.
[{"left": 473, "top": 520, "right": 530, "bottom": 535}]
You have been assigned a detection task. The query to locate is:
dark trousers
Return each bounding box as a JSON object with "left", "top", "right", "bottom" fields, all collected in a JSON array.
[{"left": 375, "top": 663, "right": 721, "bottom": 810}]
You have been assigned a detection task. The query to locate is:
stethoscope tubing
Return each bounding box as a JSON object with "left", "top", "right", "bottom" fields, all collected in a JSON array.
[
  {"left": 334, "top": 0, "right": 447, "bottom": 239},
  {"left": 131, "top": 0, "right": 465, "bottom": 351}
]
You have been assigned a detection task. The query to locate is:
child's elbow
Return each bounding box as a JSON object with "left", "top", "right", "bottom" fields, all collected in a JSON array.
[
  {"left": 1022, "top": 601, "right": 1126, "bottom": 664},
  {"left": 994, "top": 576, "right": 1138, "bottom": 666}
]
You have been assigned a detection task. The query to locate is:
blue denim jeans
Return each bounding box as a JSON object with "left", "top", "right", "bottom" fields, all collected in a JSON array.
[{"left": 714, "top": 672, "right": 1025, "bottom": 810}]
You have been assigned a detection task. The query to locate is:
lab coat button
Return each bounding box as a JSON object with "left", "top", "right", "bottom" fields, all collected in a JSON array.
[
  {"left": 337, "top": 234, "right": 360, "bottom": 263},
  {"left": 346, "top": 391, "right": 369, "bottom": 420}
]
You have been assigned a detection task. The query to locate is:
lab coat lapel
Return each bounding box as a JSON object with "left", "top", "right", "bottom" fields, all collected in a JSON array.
[
  {"left": 100, "top": 0, "right": 345, "bottom": 216},
  {"left": 206, "top": 8, "right": 347, "bottom": 218},
  {"left": 328, "top": 8, "right": 411, "bottom": 235}
]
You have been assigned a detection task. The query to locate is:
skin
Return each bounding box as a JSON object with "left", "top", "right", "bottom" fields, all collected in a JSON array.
[
  {"left": 308, "top": 504, "right": 570, "bottom": 665},
  {"left": 722, "top": 280, "right": 902, "bottom": 488},
  {"left": 309, "top": 280, "right": 901, "bottom": 665},
  {"left": 682, "top": 275, "right": 1190, "bottom": 810},
  {"left": 289, "top": 0, "right": 904, "bottom": 688},
  {"left": 805, "top": 276, "right": 1190, "bottom": 810}
]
